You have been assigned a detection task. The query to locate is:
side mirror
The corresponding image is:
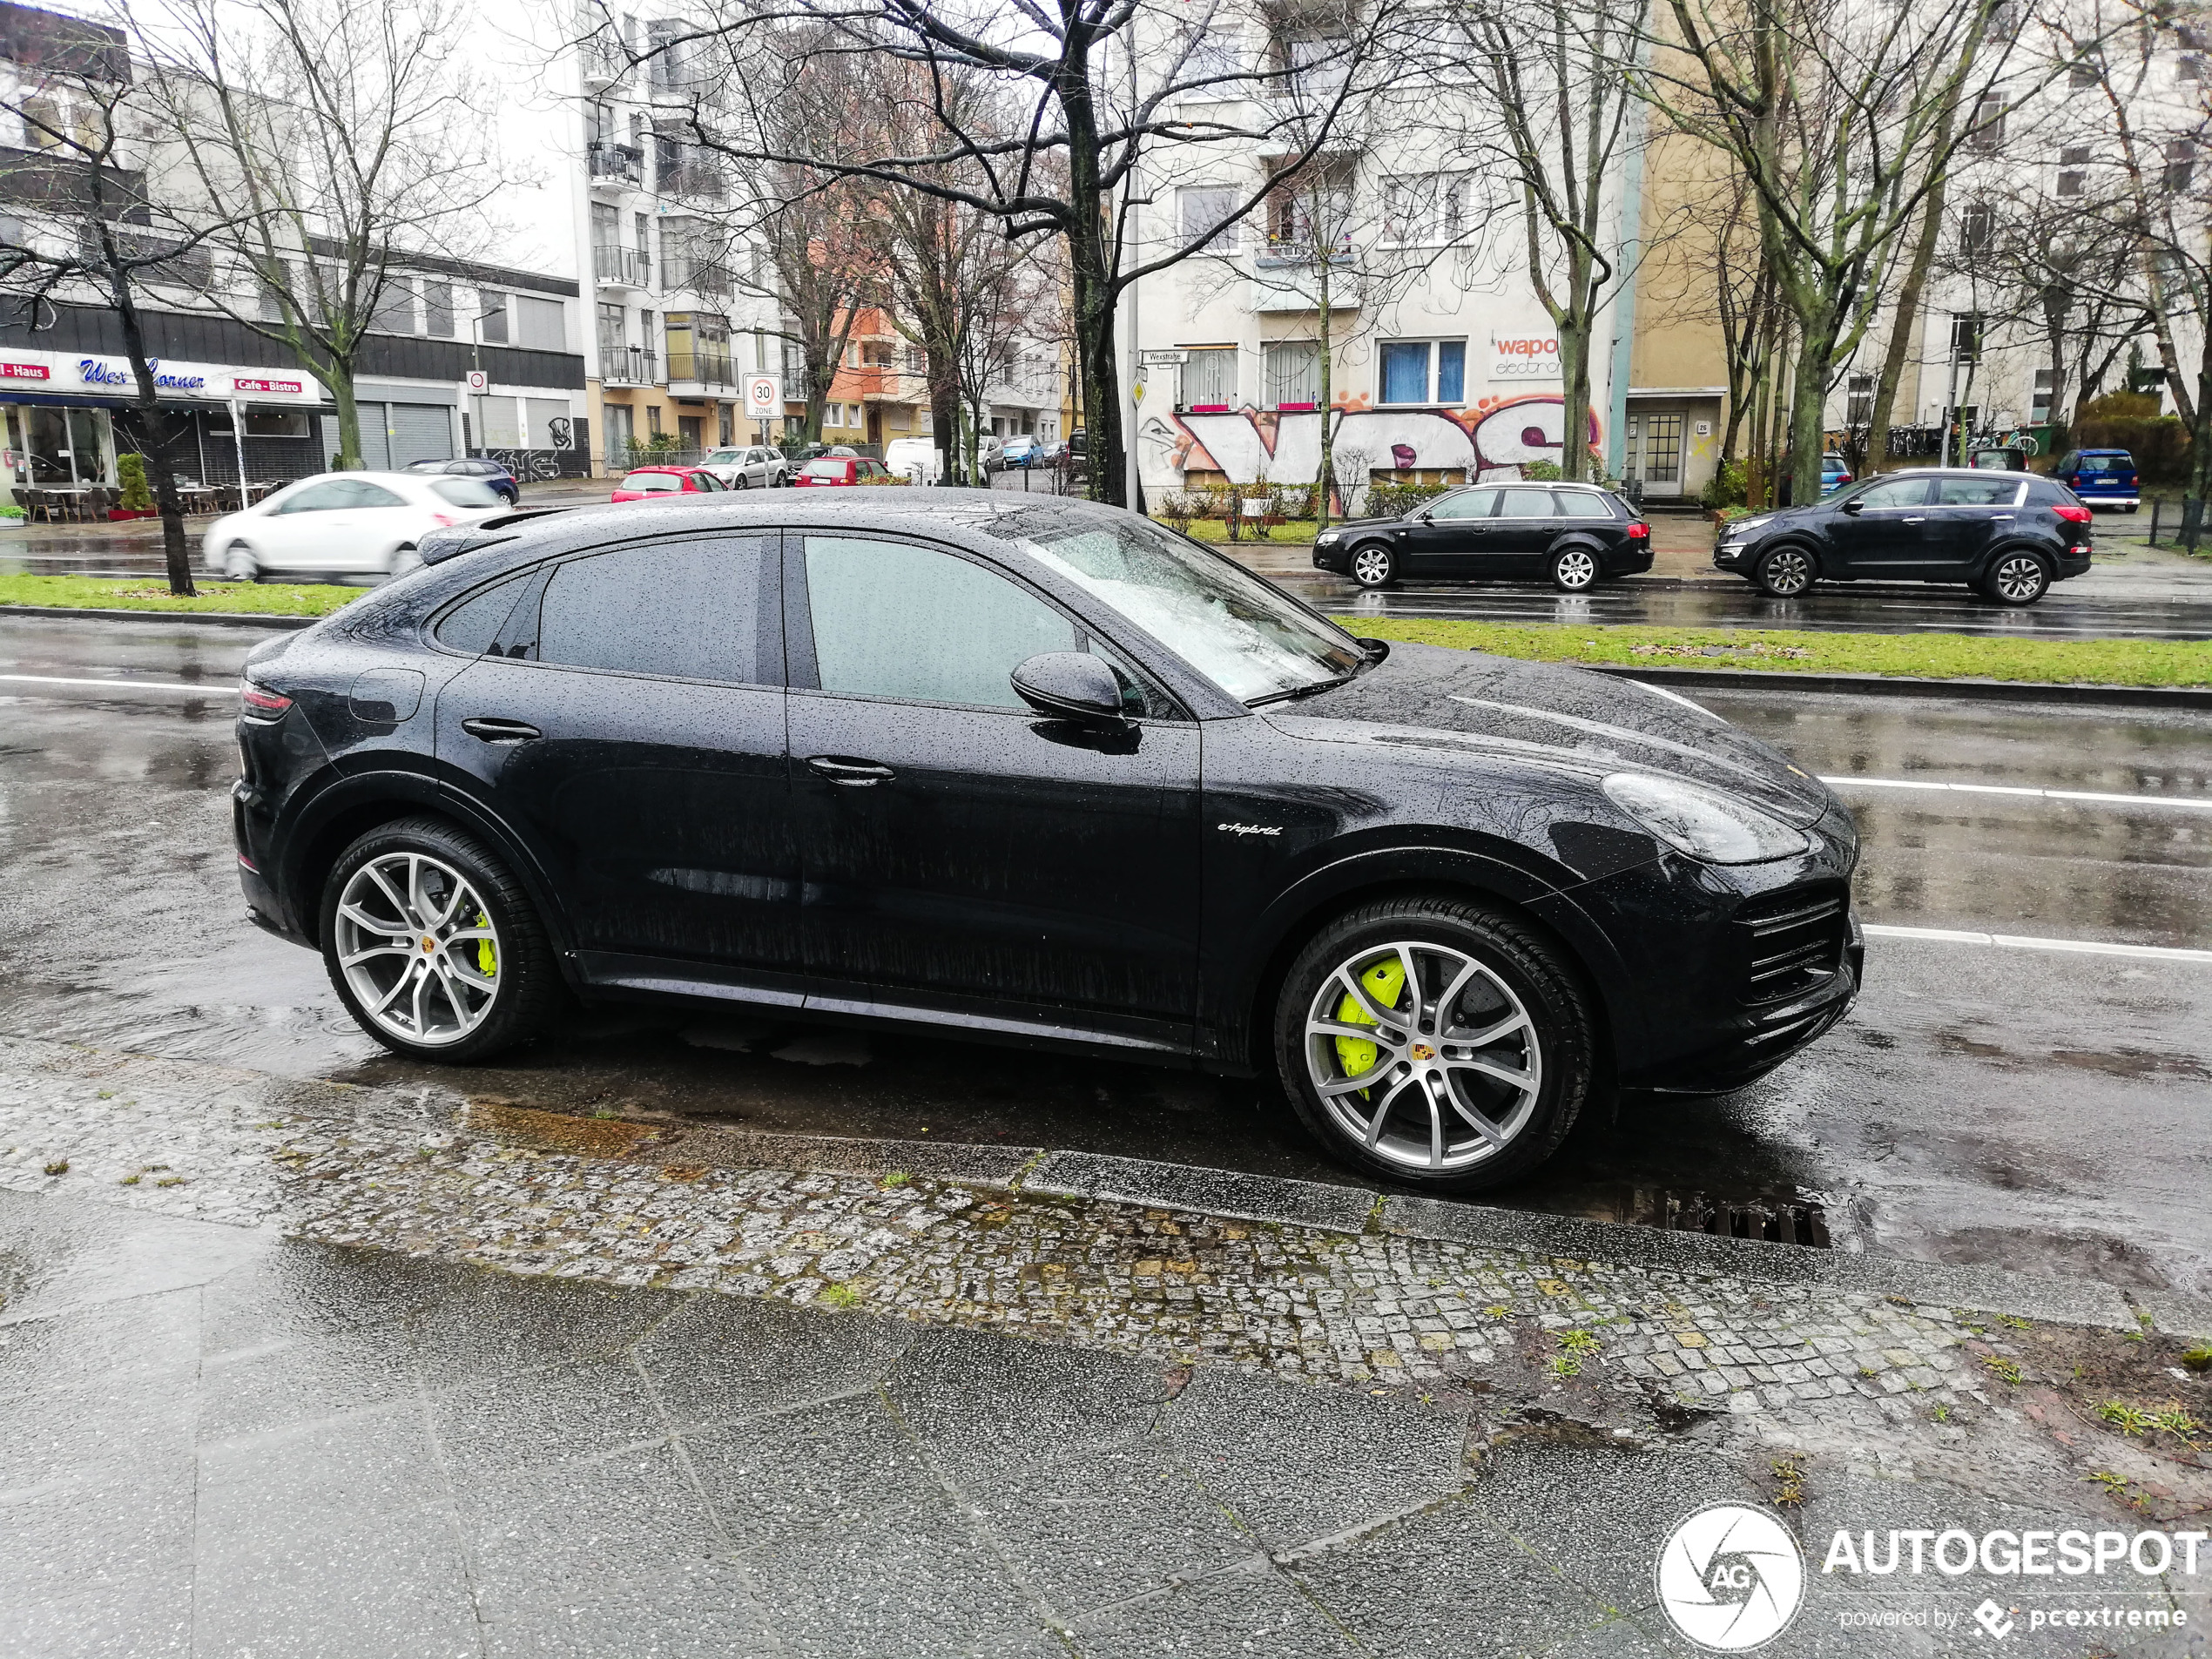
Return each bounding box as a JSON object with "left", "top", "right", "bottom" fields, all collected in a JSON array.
[
  {"left": 1011, "top": 652, "right": 1131, "bottom": 728},
  {"left": 1838, "top": 498, "right": 1865, "bottom": 516}
]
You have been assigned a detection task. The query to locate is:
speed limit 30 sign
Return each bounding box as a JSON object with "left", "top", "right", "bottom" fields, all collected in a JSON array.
[{"left": 744, "top": 374, "right": 781, "bottom": 418}]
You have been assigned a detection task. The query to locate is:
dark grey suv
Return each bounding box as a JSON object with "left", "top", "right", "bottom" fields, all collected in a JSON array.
[{"left": 1714, "top": 469, "right": 2094, "bottom": 604}]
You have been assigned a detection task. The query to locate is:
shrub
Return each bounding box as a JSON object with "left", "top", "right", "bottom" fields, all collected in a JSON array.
[
  {"left": 1700, "top": 458, "right": 1750, "bottom": 510},
  {"left": 117, "top": 452, "right": 153, "bottom": 510},
  {"left": 2078, "top": 390, "right": 2161, "bottom": 421},
  {"left": 1521, "top": 459, "right": 1562, "bottom": 482},
  {"left": 1364, "top": 480, "right": 1454, "bottom": 519},
  {"left": 856, "top": 471, "right": 911, "bottom": 486}
]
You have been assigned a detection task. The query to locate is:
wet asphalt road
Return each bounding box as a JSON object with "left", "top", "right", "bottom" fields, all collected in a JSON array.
[{"left": 2, "top": 614, "right": 2209, "bottom": 1293}]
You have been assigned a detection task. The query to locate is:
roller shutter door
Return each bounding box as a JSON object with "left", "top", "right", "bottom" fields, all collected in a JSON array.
[
  {"left": 388, "top": 402, "right": 455, "bottom": 466},
  {"left": 323, "top": 404, "right": 392, "bottom": 471}
]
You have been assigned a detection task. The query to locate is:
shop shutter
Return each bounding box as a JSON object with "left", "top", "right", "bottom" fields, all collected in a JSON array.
[
  {"left": 324, "top": 403, "right": 391, "bottom": 470},
  {"left": 388, "top": 403, "right": 455, "bottom": 466}
]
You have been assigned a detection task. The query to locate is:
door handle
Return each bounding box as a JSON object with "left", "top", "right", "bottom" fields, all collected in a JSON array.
[
  {"left": 1900, "top": 516, "right": 1925, "bottom": 523},
  {"left": 806, "top": 754, "right": 894, "bottom": 786},
  {"left": 462, "top": 718, "right": 540, "bottom": 743}
]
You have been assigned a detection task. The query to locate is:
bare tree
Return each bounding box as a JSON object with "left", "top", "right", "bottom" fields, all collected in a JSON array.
[
  {"left": 1642, "top": 0, "right": 2026, "bottom": 502},
  {"left": 138, "top": 0, "right": 507, "bottom": 469},
  {"left": 627, "top": 0, "right": 1408, "bottom": 507},
  {"left": 0, "top": 13, "right": 222, "bottom": 593},
  {"left": 1445, "top": 0, "right": 1651, "bottom": 482}
]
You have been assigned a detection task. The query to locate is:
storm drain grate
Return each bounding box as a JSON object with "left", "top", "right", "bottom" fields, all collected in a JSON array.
[{"left": 1663, "top": 1192, "right": 1831, "bottom": 1249}]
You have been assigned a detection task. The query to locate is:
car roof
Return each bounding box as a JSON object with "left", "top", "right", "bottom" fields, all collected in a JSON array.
[{"left": 622, "top": 464, "right": 694, "bottom": 475}]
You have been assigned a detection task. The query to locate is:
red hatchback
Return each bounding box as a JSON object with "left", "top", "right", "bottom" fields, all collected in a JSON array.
[
  {"left": 610, "top": 466, "right": 725, "bottom": 502},
  {"left": 792, "top": 456, "right": 895, "bottom": 487}
]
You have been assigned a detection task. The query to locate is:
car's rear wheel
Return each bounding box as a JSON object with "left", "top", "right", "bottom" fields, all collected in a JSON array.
[
  {"left": 1350, "top": 543, "right": 1396, "bottom": 589},
  {"left": 1274, "top": 896, "right": 1594, "bottom": 1193},
  {"left": 1981, "top": 550, "right": 2051, "bottom": 605},
  {"left": 1754, "top": 544, "right": 1816, "bottom": 597},
  {"left": 1550, "top": 546, "right": 1599, "bottom": 591},
  {"left": 224, "top": 540, "right": 262, "bottom": 583},
  {"left": 320, "top": 817, "right": 563, "bottom": 1063}
]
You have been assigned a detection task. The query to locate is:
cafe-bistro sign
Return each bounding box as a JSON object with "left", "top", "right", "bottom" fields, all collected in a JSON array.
[{"left": 0, "top": 349, "right": 321, "bottom": 404}]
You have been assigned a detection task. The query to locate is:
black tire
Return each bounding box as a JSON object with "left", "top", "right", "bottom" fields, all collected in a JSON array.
[
  {"left": 1754, "top": 543, "right": 1817, "bottom": 597},
  {"left": 1979, "top": 549, "right": 2051, "bottom": 606},
  {"left": 1348, "top": 542, "right": 1396, "bottom": 589},
  {"left": 2122, "top": 503, "right": 2139, "bottom": 515},
  {"left": 1550, "top": 544, "right": 1600, "bottom": 591},
  {"left": 732, "top": 473, "right": 748, "bottom": 489},
  {"left": 1273, "top": 894, "right": 1595, "bottom": 1193},
  {"left": 318, "top": 815, "right": 563, "bottom": 1063}
]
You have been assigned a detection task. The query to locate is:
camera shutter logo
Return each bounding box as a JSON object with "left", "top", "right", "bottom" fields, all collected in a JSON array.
[{"left": 1656, "top": 1502, "right": 1805, "bottom": 1651}]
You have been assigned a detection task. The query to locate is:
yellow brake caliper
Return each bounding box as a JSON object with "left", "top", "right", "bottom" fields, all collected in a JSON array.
[
  {"left": 475, "top": 912, "right": 496, "bottom": 978},
  {"left": 1333, "top": 958, "right": 1406, "bottom": 1089}
]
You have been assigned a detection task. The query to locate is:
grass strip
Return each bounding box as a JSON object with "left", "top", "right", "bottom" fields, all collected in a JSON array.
[
  {"left": 1337, "top": 617, "right": 2212, "bottom": 689},
  {"left": 1167, "top": 517, "right": 1318, "bottom": 548},
  {"left": 0, "top": 574, "right": 362, "bottom": 617}
]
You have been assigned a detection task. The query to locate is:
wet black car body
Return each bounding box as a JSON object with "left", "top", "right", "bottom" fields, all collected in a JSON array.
[
  {"left": 1714, "top": 467, "right": 2094, "bottom": 604},
  {"left": 233, "top": 495, "right": 1861, "bottom": 1191},
  {"left": 1312, "top": 482, "right": 1654, "bottom": 591}
]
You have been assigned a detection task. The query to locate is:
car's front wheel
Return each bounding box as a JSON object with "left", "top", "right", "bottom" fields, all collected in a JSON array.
[
  {"left": 1349, "top": 543, "right": 1396, "bottom": 589},
  {"left": 1981, "top": 550, "right": 2052, "bottom": 605},
  {"left": 1754, "top": 543, "right": 1816, "bottom": 597},
  {"left": 732, "top": 473, "right": 748, "bottom": 489},
  {"left": 1550, "top": 545, "right": 1599, "bottom": 591},
  {"left": 224, "top": 540, "right": 262, "bottom": 583},
  {"left": 320, "top": 816, "right": 563, "bottom": 1063},
  {"left": 1274, "top": 896, "right": 1594, "bottom": 1192},
  {"left": 390, "top": 543, "right": 421, "bottom": 578}
]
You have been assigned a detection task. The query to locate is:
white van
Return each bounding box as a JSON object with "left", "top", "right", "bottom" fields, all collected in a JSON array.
[{"left": 882, "top": 437, "right": 943, "bottom": 485}]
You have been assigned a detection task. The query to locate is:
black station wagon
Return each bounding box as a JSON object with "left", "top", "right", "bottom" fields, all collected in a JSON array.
[
  {"left": 232, "top": 495, "right": 1861, "bottom": 1192},
  {"left": 1312, "top": 482, "right": 1655, "bottom": 591}
]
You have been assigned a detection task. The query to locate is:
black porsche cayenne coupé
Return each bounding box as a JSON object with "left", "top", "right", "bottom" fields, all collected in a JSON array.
[{"left": 233, "top": 495, "right": 1862, "bottom": 1192}]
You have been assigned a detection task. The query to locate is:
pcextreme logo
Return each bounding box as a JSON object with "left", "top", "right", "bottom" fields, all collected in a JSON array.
[{"left": 1656, "top": 1503, "right": 1807, "bottom": 1651}]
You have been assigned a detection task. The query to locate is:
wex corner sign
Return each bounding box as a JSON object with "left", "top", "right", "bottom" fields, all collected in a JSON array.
[
  {"left": 0, "top": 347, "right": 318, "bottom": 403},
  {"left": 1656, "top": 1504, "right": 2205, "bottom": 1651},
  {"left": 1491, "top": 333, "right": 1561, "bottom": 381}
]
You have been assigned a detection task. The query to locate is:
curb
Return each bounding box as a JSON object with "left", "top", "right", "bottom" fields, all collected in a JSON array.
[
  {"left": 1580, "top": 662, "right": 2212, "bottom": 710},
  {"left": 0, "top": 604, "right": 320, "bottom": 630}
]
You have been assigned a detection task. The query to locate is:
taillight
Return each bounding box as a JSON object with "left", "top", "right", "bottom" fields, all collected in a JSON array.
[
  {"left": 2053, "top": 503, "right": 2093, "bottom": 523},
  {"left": 1626, "top": 521, "right": 1649, "bottom": 540},
  {"left": 239, "top": 682, "right": 293, "bottom": 718},
  {"left": 429, "top": 512, "right": 457, "bottom": 528}
]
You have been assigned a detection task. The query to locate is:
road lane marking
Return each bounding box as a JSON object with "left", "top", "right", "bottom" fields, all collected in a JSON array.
[
  {"left": 1863, "top": 924, "right": 2212, "bottom": 963},
  {"left": 0, "top": 673, "right": 237, "bottom": 694},
  {"left": 1821, "top": 775, "right": 2212, "bottom": 812}
]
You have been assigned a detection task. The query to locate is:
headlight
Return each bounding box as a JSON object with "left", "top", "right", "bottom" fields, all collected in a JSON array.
[
  {"left": 1316, "top": 529, "right": 1340, "bottom": 543},
  {"left": 1723, "top": 516, "right": 1772, "bottom": 538},
  {"left": 1602, "top": 772, "right": 1810, "bottom": 864}
]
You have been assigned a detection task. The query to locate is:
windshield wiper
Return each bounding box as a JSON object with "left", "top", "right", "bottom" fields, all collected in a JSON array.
[{"left": 1247, "top": 665, "right": 1363, "bottom": 707}]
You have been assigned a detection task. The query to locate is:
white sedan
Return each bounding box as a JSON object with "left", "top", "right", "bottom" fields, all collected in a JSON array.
[
  {"left": 697, "top": 445, "right": 787, "bottom": 489},
  {"left": 201, "top": 471, "right": 507, "bottom": 581}
]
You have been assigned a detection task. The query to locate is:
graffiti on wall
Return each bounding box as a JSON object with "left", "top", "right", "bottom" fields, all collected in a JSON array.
[{"left": 1136, "top": 393, "right": 1598, "bottom": 496}]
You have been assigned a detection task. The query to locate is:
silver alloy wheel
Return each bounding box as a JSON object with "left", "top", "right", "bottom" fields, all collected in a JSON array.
[
  {"left": 1304, "top": 940, "right": 1542, "bottom": 1172},
  {"left": 1993, "top": 554, "right": 2047, "bottom": 602},
  {"left": 1761, "top": 547, "right": 1812, "bottom": 596},
  {"left": 333, "top": 852, "right": 502, "bottom": 1046},
  {"left": 1352, "top": 545, "right": 1393, "bottom": 587},
  {"left": 1554, "top": 548, "right": 1597, "bottom": 590},
  {"left": 225, "top": 540, "right": 259, "bottom": 583}
]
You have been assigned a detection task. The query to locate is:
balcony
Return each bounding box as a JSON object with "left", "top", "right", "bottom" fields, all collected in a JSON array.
[
  {"left": 579, "top": 40, "right": 628, "bottom": 86},
  {"left": 587, "top": 142, "right": 644, "bottom": 190},
  {"left": 663, "top": 255, "right": 735, "bottom": 298},
  {"left": 593, "top": 244, "right": 651, "bottom": 290},
  {"left": 599, "top": 346, "right": 658, "bottom": 386},
  {"left": 664, "top": 349, "right": 734, "bottom": 394},
  {"left": 1249, "top": 247, "right": 1362, "bottom": 313}
]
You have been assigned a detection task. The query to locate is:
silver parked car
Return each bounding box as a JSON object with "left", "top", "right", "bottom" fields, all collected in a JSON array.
[{"left": 698, "top": 444, "right": 787, "bottom": 489}]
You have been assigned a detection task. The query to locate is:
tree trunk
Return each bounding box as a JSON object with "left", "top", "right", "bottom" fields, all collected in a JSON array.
[
  {"left": 2184, "top": 348, "right": 2212, "bottom": 552},
  {"left": 1316, "top": 259, "right": 1333, "bottom": 529},
  {"left": 1865, "top": 180, "right": 1946, "bottom": 477},
  {"left": 927, "top": 352, "right": 959, "bottom": 486},
  {"left": 1558, "top": 316, "right": 1591, "bottom": 483},
  {"left": 326, "top": 361, "right": 364, "bottom": 471},
  {"left": 112, "top": 293, "right": 193, "bottom": 596},
  {"left": 1058, "top": 59, "right": 1124, "bottom": 508},
  {"left": 1788, "top": 311, "right": 1841, "bottom": 505}
]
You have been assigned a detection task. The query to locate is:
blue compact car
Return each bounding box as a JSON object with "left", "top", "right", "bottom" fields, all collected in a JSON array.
[{"left": 2053, "top": 449, "right": 2140, "bottom": 511}]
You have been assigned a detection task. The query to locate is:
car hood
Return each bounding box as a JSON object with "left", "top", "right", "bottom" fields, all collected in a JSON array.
[{"left": 1269, "top": 641, "right": 1835, "bottom": 825}]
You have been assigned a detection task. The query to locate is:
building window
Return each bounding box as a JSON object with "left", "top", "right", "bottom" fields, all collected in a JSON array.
[
  {"left": 2070, "top": 59, "right": 2099, "bottom": 88},
  {"left": 423, "top": 280, "right": 454, "bottom": 338},
  {"left": 2057, "top": 171, "right": 2084, "bottom": 197},
  {"left": 372, "top": 278, "right": 415, "bottom": 334},
  {"left": 1966, "top": 96, "right": 2005, "bottom": 153},
  {"left": 1378, "top": 340, "right": 1467, "bottom": 405},
  {"left": 1949, "top": 314, "right": 1983, "bottom": 362},
  {"left": 477, "top": 292, "right": 508, "bottom": 344},
  {"left": 515, "top": 294, "right": 566, "bottom": 352},
  {"left": 1380, "top": 173, "right": 1472, "bottom": 245},
  {"left": 2032, "top": 368, "right": 2056, "bottom": 421},
  {"left": 2167, "top": 140, "right": 2195, "bottom": 191},
  {"left": 1180, "top": 185, "right": 1239, "bottom": 253},
  {"left": 1264, "top": 340, "right": 1319, "bottom": 408},
  {"left": 1179, "top": 347, "right": 1237, "bottom": 409},
  {"left": 1959, "top": 203, "right": 1994, "bottom": 257},
  {"left": 2182, "top": 54, "right": 2204, "bottom": 80},
  {"left": 1846, "top": 372, "right": 1874, "bottom": 424}
]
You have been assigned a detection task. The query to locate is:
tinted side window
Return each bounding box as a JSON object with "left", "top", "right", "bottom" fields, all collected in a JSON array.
[
  {"left": 1851, "top": 477, "right": 1932, "bottom": 510},
  {"left": 1935, "top": 476, "right": 2023, "bottom": 506},
  {"left": 1499, "top": 487, "right": 1556, "bottom": 517},
  {"left": 802, "top": 536, "right": 1076, "bottom": 708},
  {"left": 1429, "top": 488, "right": 1498, "bottom": 521},
  {"left": 271, "top": 481, "right": 354, "bottom": 514},
  {"left": 536, "top": 537, "right": 774, "bottom": 683},
  {"left": 1553, "top": 490, "right": 1613, "bottom": 518},
  {"left": 435, "top": 572, "right": 532, "bottom": 655}
]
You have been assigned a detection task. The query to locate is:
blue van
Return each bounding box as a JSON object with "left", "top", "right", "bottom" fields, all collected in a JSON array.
[{"left": 2054, "top": 449, "right": 2140, "bottom": 511}]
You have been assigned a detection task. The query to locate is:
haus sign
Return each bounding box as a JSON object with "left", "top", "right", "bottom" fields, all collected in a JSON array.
[{"left": 0, "top": 347, "right": 325, "bottom": 405}]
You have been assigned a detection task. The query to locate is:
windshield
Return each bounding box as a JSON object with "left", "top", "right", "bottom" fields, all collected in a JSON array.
[{"left": 1003, "top": 510, "right": 1366, "bottom": 703}]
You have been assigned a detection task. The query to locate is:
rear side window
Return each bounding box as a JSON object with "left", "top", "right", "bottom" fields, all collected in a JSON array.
[
  {"left": 1936, "top": 477, "right": 2025, "bottom": 506},
  {"left": 344, "top": 482, "right": 408, "bottom": 509},
  {"left": 621, "top": 470, "right": 679, "bottom": 492},
  {"left": 435, "top": 572, "right": 533, "bottom": 655},
  {"left": 1498, "top": 487, "right": 1556, "bottom": 517},
  {"left": 430, "top": 478, "right": 502, "bottom": 508},
  {"left": 800, "top": 536, "right": 1076, "bottom": 708},
  {"left": 534, "top": 536, "right": 776, "bottom": 683},
  {"left": 1553, "top": 490, "right": 1613, "bottom": 518}
]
